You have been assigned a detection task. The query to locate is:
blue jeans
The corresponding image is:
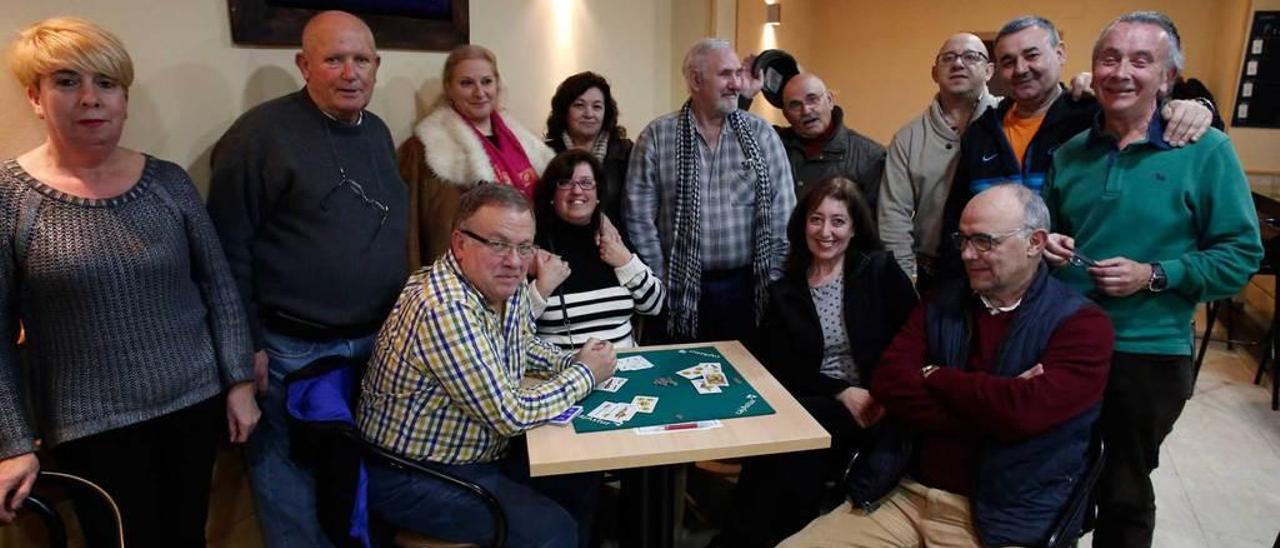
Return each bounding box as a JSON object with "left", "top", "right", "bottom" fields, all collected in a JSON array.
[
  {"left": 244, "top": 329, "right": 375, "bottom": 548},
  {"left": 366, "top": 440, "right": 600, "bottom": 548}
]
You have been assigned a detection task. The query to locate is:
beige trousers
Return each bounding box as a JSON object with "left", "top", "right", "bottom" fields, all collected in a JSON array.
[{"left": 777, "top": 479, "right": 986, "bottom": 548}]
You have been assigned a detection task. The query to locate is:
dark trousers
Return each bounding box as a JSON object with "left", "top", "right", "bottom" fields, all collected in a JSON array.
[
  {"left": 51, "top": 395, "right": 224, "bottom": 548},
  {"left": 367, "top": 437, "right": 601, "bottom": 548},
  {"left": 645, "top": 267, "right": 758, "bottom": 347},
  {"left": 1092, "top": 352, "right": 1194, "bottom": 548},
  {"left": 719, "top": 395, "right": 868, "bottom": 548}
]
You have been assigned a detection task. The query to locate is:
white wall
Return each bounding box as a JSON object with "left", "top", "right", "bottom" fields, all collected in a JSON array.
[{"left": 0, "top": 0, "right": 706, "bottom": 191}]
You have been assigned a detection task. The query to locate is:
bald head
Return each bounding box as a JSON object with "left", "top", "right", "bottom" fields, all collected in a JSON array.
[
  {"left": 301, "top": 11, "right": 374, "bottom": 53},
  {"left": 932, "top": 32, "right": 993, "bottom": 99},
  {"left": 782, "top": 73, "right": 836, "bottom": 139},
  {"left": 295, "top": 11, "right": 379, "bottom": 123},
  {"left": 958, "top": 184, "right": 1048, "bottom": 302}
]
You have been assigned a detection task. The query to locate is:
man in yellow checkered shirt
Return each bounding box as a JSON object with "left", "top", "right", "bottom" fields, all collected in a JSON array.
[{"left": 358, "top": 184, "right": 617, "bottom": 547}]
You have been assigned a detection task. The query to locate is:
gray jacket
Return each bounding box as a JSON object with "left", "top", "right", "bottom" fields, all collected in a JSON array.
[{"left": 776, "top": 106, "right": 885, "bottom": 213}]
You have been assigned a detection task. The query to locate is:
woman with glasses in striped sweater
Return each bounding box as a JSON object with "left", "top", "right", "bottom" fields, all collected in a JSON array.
[{"left": 528, "top": 149, "right": 663, "bottom": 349}]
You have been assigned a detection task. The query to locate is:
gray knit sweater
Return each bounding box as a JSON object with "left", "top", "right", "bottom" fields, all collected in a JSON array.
[{"left": 0, "top": 155, "right": 253, "bottom": 458}]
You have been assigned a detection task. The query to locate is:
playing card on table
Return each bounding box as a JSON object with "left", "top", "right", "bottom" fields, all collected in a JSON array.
[
  {"left": 606, "top": 403, "right": 639, "bottom": 424},
  {"left": 631, "top": 395, "right": 659, "bottom": 413},
  {"left": 699, "top": 362, "right": 723, "bottom": 375},
  {"left": 596, "top": 376, "right": 628, "bottom": 392},
  {"left": 548, "top": 405, "right": 582, "bottom": 425},
  {"left": 617, "top": 355, "right": 656, "bottom": 372},
  {"left": 588, "top": 401, "right": 620, "bottom": 420},
  {"left": 703, "top": 371, "right": 728, "bottom": 387},
  {"left": 676, "top": 365, "right": 706, "bottom": 379},
  {"left": 693, "top": 380, "right": 723, "bottom": 394}
]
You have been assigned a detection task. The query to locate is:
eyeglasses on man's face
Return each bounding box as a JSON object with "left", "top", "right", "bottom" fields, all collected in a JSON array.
[
  {"left": 951, "top": 227, "right": 1028, "bottom": 253},
  {"left": 936, "top": 51, "right": 989, "bottom": 66},
  {"left": 459, "top": 228, "right": 538, "bottom": 258}
]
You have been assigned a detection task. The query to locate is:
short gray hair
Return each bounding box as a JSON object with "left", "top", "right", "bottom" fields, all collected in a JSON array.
[
  {"left": 1094, "top": 11, "right": 1184, "bottom": 76},
  {"left": 682, "top": 38, "right": 734, "bottom": 87},
  {"left": 1010, "top": 184, "right": 1051, "bottom": 232},
  {"left": 454, "top": 184, "right": 531, "bottom": 230},
  {"left": 996, "top": 15, "right": 1060, "bottom": 49}
]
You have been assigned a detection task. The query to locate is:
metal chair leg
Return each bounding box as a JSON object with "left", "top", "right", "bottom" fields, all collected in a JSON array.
[
  {"left": 1257, "top": 323, "right": 1272, "bottom": 385},
  {"left": 1194, "top": 300, "right": 1220, "bottom": 383}
]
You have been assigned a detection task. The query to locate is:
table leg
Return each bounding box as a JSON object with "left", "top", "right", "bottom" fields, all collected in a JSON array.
[{"left": 621, "top": 465, "right": 677, "bottom": 548}]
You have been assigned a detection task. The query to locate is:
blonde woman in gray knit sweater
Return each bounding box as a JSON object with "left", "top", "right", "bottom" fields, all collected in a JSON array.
[{"left": 0, "top": 17, "right": 258, "bottom": 545}]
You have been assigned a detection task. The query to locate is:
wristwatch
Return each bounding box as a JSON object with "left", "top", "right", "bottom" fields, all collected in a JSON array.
[
  {"left": 1148, "top": 263, "right": 1168, "bottom": 292},
  {"left": 921, "top": 364, "right": 940, "bottom": 378}
]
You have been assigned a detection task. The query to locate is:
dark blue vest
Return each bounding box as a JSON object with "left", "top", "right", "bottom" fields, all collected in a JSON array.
[{"left": 847, "top": 263, "right": 1098, "bottom": 547}]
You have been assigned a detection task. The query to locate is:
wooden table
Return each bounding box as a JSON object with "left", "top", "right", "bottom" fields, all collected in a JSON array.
[{"left": 525, "top": 340, "right": 830, "bottom": 547}]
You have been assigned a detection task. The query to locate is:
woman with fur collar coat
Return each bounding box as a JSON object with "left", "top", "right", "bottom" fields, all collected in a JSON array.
[{"left": 398, "top": 45, "right": 555, "bottom": 269}]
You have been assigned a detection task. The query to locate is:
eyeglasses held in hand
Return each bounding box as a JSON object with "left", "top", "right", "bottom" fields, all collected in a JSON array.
[{"left": 460, "top": 229, "right": 539, "bottom": 258}]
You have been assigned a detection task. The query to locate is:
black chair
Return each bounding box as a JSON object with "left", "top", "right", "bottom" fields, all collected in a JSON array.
[
  {"left": 285, "top": 355, "right": 507, "bottom": 548},
  {"left": 1195, "top": 217, "right": 1280, "bottom": 410},
  {"left": 350, "top": 431, "right": 508, "bottom": 548},
  {"left": 13, "top": 471, "right": 123, "bottom": 548},
  {"left": 1043, "top": 432, "right": 1106, "bottom": 548}
]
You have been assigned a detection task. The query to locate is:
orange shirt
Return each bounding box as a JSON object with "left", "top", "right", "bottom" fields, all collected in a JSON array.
[{"left": 1003, "top": 109, "right": 1046, "bottom": 168}]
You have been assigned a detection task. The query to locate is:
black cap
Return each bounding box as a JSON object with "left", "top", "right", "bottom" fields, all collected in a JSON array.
[{"left": 753, "top": 49, "right": 800, "bottom": 109}]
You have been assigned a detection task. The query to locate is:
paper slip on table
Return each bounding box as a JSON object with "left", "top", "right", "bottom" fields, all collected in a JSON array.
[{"left": 526, "top": 340, "right": 830, "bottom": 548}]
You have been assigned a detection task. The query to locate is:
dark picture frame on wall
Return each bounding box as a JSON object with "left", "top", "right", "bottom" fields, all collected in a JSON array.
[{"left": 228, "top": 0, "right": 468, "bottom": 51}]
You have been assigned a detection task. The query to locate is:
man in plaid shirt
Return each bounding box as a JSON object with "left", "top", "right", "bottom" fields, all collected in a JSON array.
[
  {"left": 625, "top": 38, "right": 796, "bottom": 345},
  {"left": 358, "top": 184, "right": 617, "bottom": 546}
]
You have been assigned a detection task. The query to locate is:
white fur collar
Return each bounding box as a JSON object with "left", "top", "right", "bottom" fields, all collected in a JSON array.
[{"left": 413, "top": 106, "right": 554, "bottom": 187}]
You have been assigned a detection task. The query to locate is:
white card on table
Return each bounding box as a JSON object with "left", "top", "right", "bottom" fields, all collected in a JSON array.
[
  {"left": 676, "top": 365, "right": 706, "bottom": 379},
  {"left": 693, "top": 380, "right": 722, "bottom": 394},
  {"left": 617, "top": 355, "right": 656, "bottom": 371},
  {"left": 589, "top": 401, "right": 620, "bottom": 420},
  {"left": 607, "top": 403, "right": 639, "bottom": 424},
  {"left": 631, "top": 395, "right": 659, "bottom": 413},
  {"left": 596, "top": 376, "right": 628, "bottom": 392}
]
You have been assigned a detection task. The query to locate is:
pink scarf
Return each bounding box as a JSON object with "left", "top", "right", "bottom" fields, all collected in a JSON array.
[{"left": 461, "top": 108, "right": 539, "bottom": 200}]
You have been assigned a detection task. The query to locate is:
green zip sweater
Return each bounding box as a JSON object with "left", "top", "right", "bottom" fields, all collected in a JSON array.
[{"left": 1044, "top": 112, "right": 1262, "bottom": 356}]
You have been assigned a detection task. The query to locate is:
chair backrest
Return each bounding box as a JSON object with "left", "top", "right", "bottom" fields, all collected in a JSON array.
[
  {"left": 283, "top": 356, "right": 372, "bottom": 548},
  {"left": 15, "top": 471, "right": 124, "bottom": 548},
  {"left": 285, "top": 356, "right": 509, "bottom": 548},
  {"left": 1043, "top": 430, "right": 1107, "bottom": 548}
]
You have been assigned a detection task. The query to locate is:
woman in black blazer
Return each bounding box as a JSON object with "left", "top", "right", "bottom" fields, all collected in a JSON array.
[
  {"left": 544, "top": 71, "right": 633, "bottom": 231},
  {"left": 719, "top": 177, "right": 918, "bottom": 547}
]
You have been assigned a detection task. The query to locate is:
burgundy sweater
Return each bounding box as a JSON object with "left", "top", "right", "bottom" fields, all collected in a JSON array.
[{"left": 870, "top": 298, "right": 1113, "bottom": 496}]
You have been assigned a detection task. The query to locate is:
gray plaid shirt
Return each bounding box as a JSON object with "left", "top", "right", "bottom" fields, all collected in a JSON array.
[{"left": 623, "top": 110, "right": 796, "bottom": 282}]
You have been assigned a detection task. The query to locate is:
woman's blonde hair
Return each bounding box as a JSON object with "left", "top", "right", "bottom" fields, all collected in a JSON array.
[
  {"left": 7, "top": 16, "right": 134, "bottom": 91},
  {"left": 438, "top": 44, "right": 502, "bottom": 108}
]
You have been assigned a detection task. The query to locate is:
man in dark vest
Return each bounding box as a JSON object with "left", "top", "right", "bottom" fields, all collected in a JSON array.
[{"left": 781, "top": 184, "right": 1113, "bottom": 547}]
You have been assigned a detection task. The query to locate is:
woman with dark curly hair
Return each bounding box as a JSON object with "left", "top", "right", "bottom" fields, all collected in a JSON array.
[
  {"left": 544, "top": 71, "right": 633, "bottom": 227},
  {"left": 718, "top": 177, "right": 917, "bottom": 547}
]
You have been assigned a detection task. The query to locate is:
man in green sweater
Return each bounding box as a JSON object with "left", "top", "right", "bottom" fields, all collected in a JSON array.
[{"left": 1042, "top": 12, "right": 1261, "bottom": 548}]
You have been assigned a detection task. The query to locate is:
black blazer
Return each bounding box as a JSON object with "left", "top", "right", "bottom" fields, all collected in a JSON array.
[{"left": 757, "top": 249, "right": 918, "bottom": 398}]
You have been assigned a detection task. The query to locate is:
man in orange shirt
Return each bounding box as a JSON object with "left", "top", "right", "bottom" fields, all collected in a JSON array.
[{"left": 933, "top": 15, "right": 1213, "bottom": 283}]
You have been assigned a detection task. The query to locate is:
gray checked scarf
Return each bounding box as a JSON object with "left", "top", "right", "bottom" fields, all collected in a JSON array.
[{"left": 667, "top": 100, "right": 774, "bottom": 338}]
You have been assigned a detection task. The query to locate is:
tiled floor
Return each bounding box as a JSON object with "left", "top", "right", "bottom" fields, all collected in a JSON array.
[{"left": 1089, "top": 338, "right": 1280, "bottom": 548}]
